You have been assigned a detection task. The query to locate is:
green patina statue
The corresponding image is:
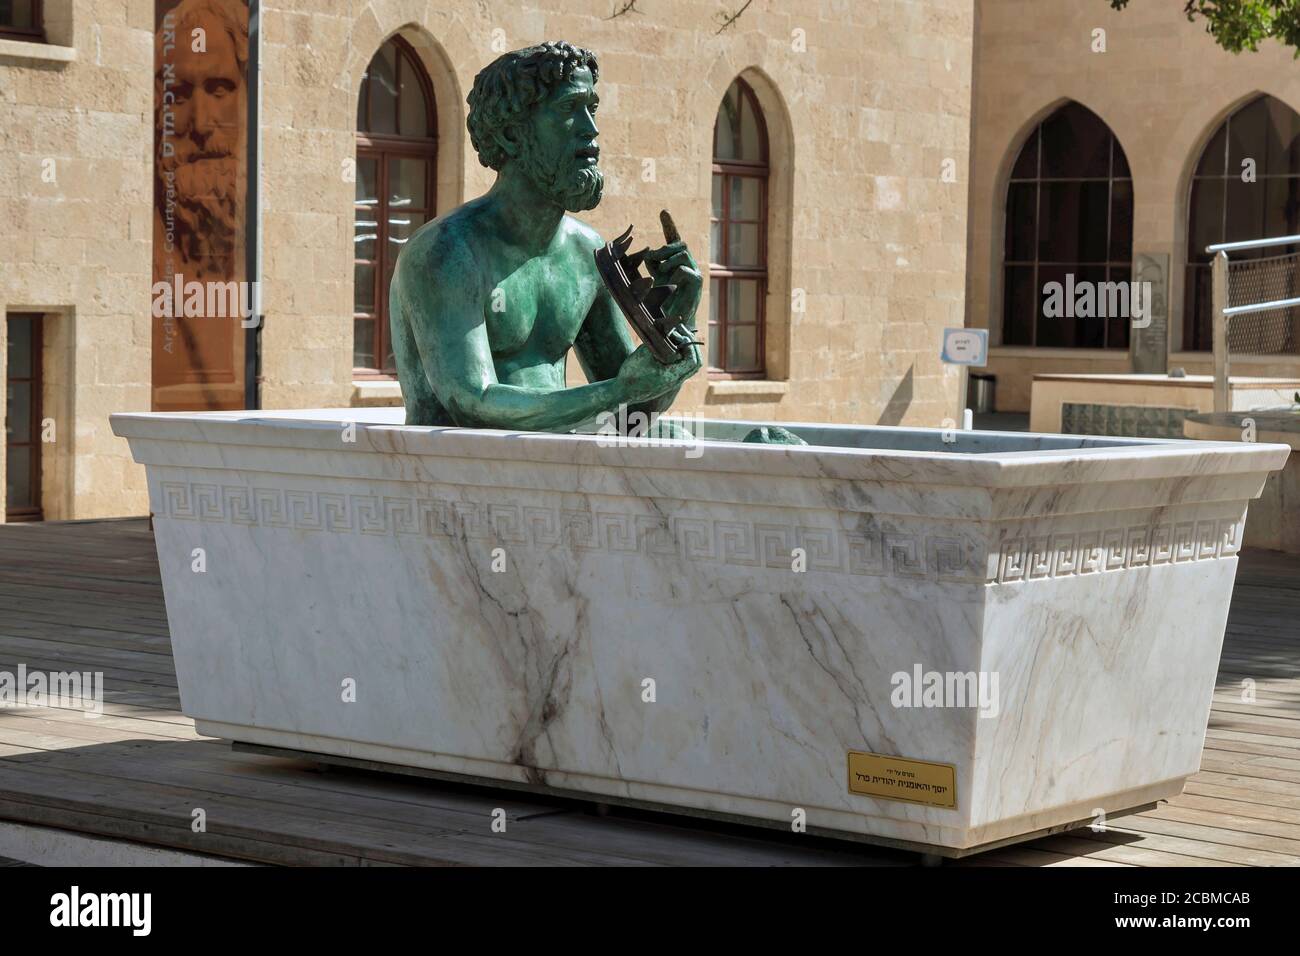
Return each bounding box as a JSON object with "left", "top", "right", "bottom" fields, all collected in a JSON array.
[{"left": 390, "top": 40, "right": 702, "bottom": 432}]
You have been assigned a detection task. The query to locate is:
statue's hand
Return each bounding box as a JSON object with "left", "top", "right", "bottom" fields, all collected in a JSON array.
[
  {"left": 642, "top": 241, "right": 703, "bottom": 328},
  {"left": 617, "top": 343, "right": 701, "bottom": 403}
]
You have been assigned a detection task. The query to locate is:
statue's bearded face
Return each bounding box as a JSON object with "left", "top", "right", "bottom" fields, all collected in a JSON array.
[{"left": 515, "top": 65, "right": 603, "bottom": 212}]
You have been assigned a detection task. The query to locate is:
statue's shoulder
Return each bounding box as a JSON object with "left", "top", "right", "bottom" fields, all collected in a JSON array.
[
  {"left": 394, "top": 203, "right": 487, "bottom": 286},
  {"left": 562, "top": 215, "right": 604, "bottom": 254}
]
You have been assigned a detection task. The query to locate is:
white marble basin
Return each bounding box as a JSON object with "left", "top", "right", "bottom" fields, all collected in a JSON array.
[{"left": 110, "top": 409, "right": 1289, "bottom": 855}]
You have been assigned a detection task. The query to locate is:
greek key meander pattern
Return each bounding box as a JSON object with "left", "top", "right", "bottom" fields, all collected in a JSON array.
[{"left": 157, "top": 482, "right": 1241, "bottom": 584}]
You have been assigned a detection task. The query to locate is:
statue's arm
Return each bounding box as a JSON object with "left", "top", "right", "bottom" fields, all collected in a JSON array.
[
  {"left": 399, "top": 239, "right": 644, "bottom": 432},
  {"left": 574, "top": 227, "right": 708, "bottom": 420},
  {"left": 574, "top": 287, "right": 685, "bottom": 417}
]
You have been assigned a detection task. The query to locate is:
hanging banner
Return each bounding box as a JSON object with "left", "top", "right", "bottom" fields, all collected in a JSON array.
[{"left": 152, "top": 0, "right": 251, "bottom": 411}]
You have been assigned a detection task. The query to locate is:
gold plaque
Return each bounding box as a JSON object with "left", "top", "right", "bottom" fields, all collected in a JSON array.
[{"left": 847, "top": 751, "right": 957, "bottom": 809}]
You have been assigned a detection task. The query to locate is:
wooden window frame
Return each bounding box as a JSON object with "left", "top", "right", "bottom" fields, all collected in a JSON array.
[
  {"left": 0, "top": 0, "right": 44, "bottom": 43},
  {"left": 354, "top": 35, "right": 437, "bottom": 379},
  {"left": 709, "top": 78, "right": 769, "bottom": 379},
  {"left": 5, "top": 313, "right": 44, "bottom": 523},
  {"left": 1002, "top": 109, "right": 1134, "bottom": 350}
]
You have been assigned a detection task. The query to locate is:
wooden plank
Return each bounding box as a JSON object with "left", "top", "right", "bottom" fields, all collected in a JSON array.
[
  {"left": 1202, "top": 735, "right": 1300, "bottom": 761},
  {"left": 1183, "top": 779, "right": 1300, "bottom": 812},
  {"left": 0, "top": 748, "right": 872, "bottom": 867},
  {"left": 0, "top": 655, "right": 178, "bottom": 691},
  {"left": 1024, "top": 833, "right": 1242, "bottom": 867},
  {"left": 0, "top": 712, "right": 882, "bottom": 866},
  {"left": 0, "top": 635, "right": 178, "bottom": 672},
  {"left": 1063, "top": 824, "right": 1300, "bottom": 866},
  {"left": 1114, "top": 812, "right": 1300, "bottom": 858},
  {"left": 970, "top": 845, "right": 1131, "bottom": 867},
  {"left": 1, "top": 706, "right": 203, "bottom": 741},
  {"left": 1194, "top": 769, "right": 1300, "bottom": 798},
  {"left": 0, "top": 762, "right": 672, "bottom": 867}
]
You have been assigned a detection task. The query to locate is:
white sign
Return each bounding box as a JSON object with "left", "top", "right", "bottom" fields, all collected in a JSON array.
[{"left": 940, "top": 328, "right": 988, "bottom": 366}]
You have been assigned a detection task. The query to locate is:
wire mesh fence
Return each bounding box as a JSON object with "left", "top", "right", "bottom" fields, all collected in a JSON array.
[{"left": 1226, "top": 250, "right": 1300, "bottom": 354}]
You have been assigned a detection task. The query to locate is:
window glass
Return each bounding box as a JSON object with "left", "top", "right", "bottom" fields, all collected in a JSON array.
[
  {"left": 368, "top": 42, "right": 398, "bottom": 136},
  {"left": 1185, "top": 96, "right": 1300, "bottom": 350},
  {"left": 710, "top": 79, "right": 770, "bottom": 375},
  {"left": 1010, "top": 129, "right": 1038, "bottom": 180},
  {"left": 1002, "top": 265, "right": 1035, "bottom": 346},
  {"left": 354, "top": 38, "right": 437, "bottom": 373},
  {"left": 715, "top": 87, "right": 738, "bottom": 160},
  {"left": 1226, "top": 97, "right": 1268, "bottom": 174},
  {"left": 354, "top": 209, "right": 378, "bottom": 260},
  {"left": 1265, "top": 97, "right": 1300, "bottom": 175},
  {"left": 1196, "top": 123, "right": 1228, "bottom": 178},
  {"left": 1001, "top": 102, "right": 1132, "bottom": 348},
  {"left": 727, "top": 324, "right": 758, "bottom": 370},
  {"left": 1109, "top": 180, "right": 1134, "bottom": 262},
  {"left": 730, "top": 176, "right": 761, "bottom": 220},
  {"left": 738, "top": 95, "right": 762, "bottom": 161},
  {"left": 1, "top": 0, "right": 36, "bottom": 30},
  {"left": 354, "top": 262, "right": 375, "bottom": 313},
  {"left": 7, "top": 381, "right": 31, "bottom": 444},
  {"left": 353, "top": 319, "right": 376, "bottom": 369},
  {"left": 727, "top": 223, "right": 761, "bottom": 267},
  {"left": 6, "top": 315, "right": 32, "bottom": 378},
  {"left": 1037, "top": 180, "right": 1111, "bottom": 263},
  {"left": 398, "top": 53, "right": 431, "bottom": 138},
  {"left": 388, "top": 157, "right": 427, "bottom": 209},
  {"left": 1004, "top": 182, "right": 1037, "bottom": 262},
  {"left": 5, "top": 447, "right": 32, "bottom": 509},
  {"left": 727, "top": 279, "right": 760, "bottom": 327},
  {"left": 1107, "top": 266, "right": 1132, "bottom": 350},
  {"left": 1039, "top": 103, "right": 1111, "bottom": 179}
]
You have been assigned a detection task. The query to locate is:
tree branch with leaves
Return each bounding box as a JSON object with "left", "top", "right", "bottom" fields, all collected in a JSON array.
[{"left": 1109, "top": 0, "right": 1300, "bottom": 56}]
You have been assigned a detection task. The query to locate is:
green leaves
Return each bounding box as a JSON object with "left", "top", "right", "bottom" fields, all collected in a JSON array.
[{"left": 1109, "top": 0, "right": 1300, "bottom": 57}]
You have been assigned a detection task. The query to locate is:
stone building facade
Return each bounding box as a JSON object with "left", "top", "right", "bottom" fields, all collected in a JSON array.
[
  {"left": 968, "top": 0, "right": 1300, "bottom": 411},
  {"left": 1, "top": 1, "right": 154, "bottom": 520},
  {"left": 2, "top": 0, "right": 973, "bottom": 521}
]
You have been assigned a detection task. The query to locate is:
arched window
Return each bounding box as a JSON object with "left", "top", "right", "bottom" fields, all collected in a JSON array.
[
  {"left": 709, "top": 78, "right": 768, "bottom": 378},
  {"left": 354, "top": 36, "right": 437, "bottom": 376},
  {"left": 1002, "top": 102, "right": 1133, "bottom": 348},
  {"left": 1185, "top": 95, "right": 1300, "bottom": 351}
]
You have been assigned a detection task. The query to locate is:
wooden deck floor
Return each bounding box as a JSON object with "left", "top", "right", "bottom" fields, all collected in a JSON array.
[{"left": 0, "top": 518, "right": 1297, "bottom": 866}]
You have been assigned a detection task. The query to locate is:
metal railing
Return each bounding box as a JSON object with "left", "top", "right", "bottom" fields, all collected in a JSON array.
[{"left": 1207, "top": 234, "right": 1300, "bottom": 413}]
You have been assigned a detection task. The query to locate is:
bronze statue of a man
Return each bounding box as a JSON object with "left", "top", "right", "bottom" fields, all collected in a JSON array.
[{"left": 389, "top": 41, "right": 703, "bottom": 430}]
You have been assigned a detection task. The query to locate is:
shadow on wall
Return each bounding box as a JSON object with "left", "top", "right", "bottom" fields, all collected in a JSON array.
[{"left": 877, "top": 364, "right": 914, "bottom": 426}]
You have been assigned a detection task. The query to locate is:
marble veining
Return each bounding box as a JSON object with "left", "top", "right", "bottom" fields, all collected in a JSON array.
[{"left": 111, "top": 409, "right": 1290, "bottom": 851}]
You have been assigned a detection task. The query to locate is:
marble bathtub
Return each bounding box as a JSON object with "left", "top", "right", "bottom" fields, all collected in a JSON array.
[{"left": 110, "top": 408, "right": 1289, "bottom": 855}]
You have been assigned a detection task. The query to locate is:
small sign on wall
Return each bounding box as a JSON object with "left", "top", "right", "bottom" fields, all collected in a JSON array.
[{"left": 940, "top": 328, "right": 988, "bottom": 366}]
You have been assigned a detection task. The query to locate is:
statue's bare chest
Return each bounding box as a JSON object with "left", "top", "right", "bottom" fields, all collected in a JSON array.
[{"left": 484, "top": 249, "right": 602, "bottom": 361}]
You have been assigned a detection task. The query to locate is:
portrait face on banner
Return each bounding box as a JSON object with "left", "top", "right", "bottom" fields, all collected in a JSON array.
[{"left": 152, "top": 0, "right": 250, "bottom": 412}]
